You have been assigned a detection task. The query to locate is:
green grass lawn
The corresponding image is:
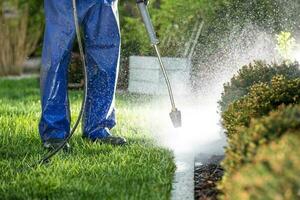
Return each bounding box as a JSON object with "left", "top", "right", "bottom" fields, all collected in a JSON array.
[{"left": 0, "top": 78, "right": 175, "bottom": 200}]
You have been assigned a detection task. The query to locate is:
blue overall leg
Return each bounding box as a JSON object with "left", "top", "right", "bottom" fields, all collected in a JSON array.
[
  {"left": 39, "top": 0, "right": 76, "bottom": 142},
  {"left": 39, "top": 0, "right": 120, "bottom": 142},
  {"left": 82, "top": 1, "right": 121, "bottom": 140}
]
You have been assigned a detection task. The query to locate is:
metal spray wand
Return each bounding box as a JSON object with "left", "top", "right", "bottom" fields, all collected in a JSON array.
[{"left": 136, "top": 0, "right": 182, "bottom": 128}]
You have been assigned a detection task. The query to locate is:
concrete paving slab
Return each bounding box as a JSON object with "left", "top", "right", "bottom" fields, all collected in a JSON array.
[{"left": 171, "top": 152, "right": 194, "bottom": 200}]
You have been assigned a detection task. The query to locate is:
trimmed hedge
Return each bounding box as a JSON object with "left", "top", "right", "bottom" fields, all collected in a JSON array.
[
  {"left": 219, "top": 61, "right": 300, "bottom": 112},
  {"left": 219, "top": 61, "right": 300, "bottom": 199},
  {"left": 222, "top": 75, "right": 300, "bottom": 137},
  {"left": 220, "top": 133, "right": 300, "bottom": 200},
  {"left": 221, "top": 105, "right": 300, "bottom": 176}
]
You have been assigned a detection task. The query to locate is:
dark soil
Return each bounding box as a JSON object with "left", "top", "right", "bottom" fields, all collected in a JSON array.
[{"left": 194, "top": 155, "right": 224, "bottom": 200}]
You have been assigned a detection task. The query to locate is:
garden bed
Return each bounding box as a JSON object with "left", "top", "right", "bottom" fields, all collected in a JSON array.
[{"left": 194, "top": 155, "right": 224, "bottom": 200}]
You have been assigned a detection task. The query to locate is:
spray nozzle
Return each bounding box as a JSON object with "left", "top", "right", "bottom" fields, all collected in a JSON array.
[{"left": 170, "top": 108, "right": 182, "bottom": 128}]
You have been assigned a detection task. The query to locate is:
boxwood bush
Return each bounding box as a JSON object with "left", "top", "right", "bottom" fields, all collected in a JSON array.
[
  {"left": 219, "top": 61, "right": 300, "bottom": 112},
  {"left": 222, "top": 75, "right": 300, "bottom": 137},
  {"left": 221, "top": 105, "right": 300, "bottom": 176},
  {"left": 219, "top": 61, "right": 300, "bottom": 199},
  {"left": 220, "top": 132, "right": 300, "bottom": 200}
]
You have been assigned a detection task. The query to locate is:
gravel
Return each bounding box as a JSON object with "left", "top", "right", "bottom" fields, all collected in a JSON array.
[{"left": 194, "top": 155, "right": 224, "bottom": 200}]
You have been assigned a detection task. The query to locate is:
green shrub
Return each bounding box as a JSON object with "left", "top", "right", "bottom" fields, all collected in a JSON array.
[
  {"left": 222, "top": 75, "right": 300, "bottom": 137},
  {"left": 220, "top": 133, "right": 300, "bottom": 200},
  {"left": 152, "top": 0, "right": 204, "bottom": 56},
  {"left": 276, "top": 31, "right": 297, "bottom": 61},
  {"left": 222, "top": 105, "right": 300, "bottom": 176},
  {"left": 219, "top": 61, "right": 300, "bottom": 112}
]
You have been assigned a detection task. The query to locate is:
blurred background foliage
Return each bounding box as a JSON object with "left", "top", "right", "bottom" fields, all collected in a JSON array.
[
  {"left": 0, "top": 0, "right": 43, "bottom": 75},
  {"left": 0, "top": 0, "right": 299, "bottom": 86}
]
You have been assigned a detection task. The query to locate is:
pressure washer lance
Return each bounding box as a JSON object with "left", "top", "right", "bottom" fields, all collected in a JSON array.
[
  {"left": 32, "top": 0, "right": 88, "bottom": 166},
  {"left": 136, "top": 0, "right": 182, "bottom": 128}
]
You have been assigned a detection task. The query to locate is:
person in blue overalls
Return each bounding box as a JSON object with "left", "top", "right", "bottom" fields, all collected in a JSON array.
[{"left": 39, "top": 0, "right": 126, "bottom": 150}]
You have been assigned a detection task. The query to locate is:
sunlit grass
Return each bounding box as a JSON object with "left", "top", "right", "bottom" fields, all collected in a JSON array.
[{"left": 0, "top": 78, "right": 175, "bottom": 200}]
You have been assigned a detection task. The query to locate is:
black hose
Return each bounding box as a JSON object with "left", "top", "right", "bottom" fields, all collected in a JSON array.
[{"left": 33, "top": 0, "right": 88, "bottom": 166}]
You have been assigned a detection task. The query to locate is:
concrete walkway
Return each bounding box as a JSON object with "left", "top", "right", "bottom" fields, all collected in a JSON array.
[
  {"left": 171, "top": 152, "right": 195, "bottom": 200},
  {"left": 171, "top": 139, "right": 226, "bottom": 200}
]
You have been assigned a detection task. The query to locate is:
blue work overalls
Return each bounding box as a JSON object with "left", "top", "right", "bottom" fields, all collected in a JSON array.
[{"left": 39, "top": 0, "right": 120, "bottom": 142}]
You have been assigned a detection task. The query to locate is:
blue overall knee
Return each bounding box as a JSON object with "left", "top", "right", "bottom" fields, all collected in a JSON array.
[{"left": 39, "top": 0, "right": 120, "bottom": 142}]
